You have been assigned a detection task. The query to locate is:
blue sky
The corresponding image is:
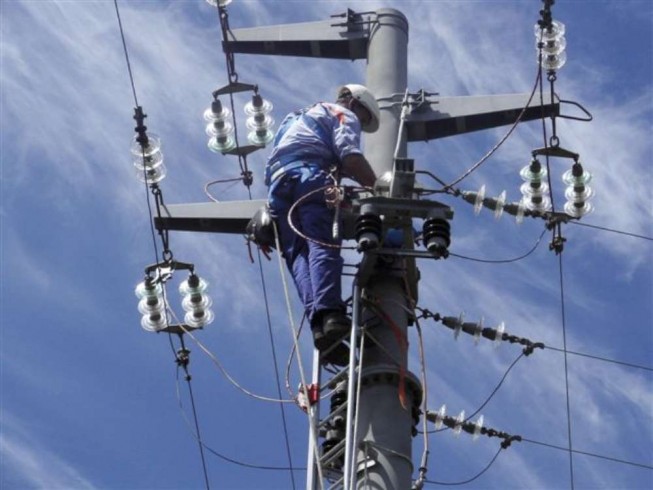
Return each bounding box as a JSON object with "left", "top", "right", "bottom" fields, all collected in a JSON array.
[{"left": 1, "top": 1, "right": 651, "bottom": 489}]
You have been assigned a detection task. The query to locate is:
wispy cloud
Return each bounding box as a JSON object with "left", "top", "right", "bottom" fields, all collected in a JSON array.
[{"left": 1, "top": 413, "right": 96, "bottom": 489}]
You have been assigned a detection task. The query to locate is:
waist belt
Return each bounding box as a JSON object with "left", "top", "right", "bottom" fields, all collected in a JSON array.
[{"left": 266, "top": 158, "right": 325, "bottom": 186}]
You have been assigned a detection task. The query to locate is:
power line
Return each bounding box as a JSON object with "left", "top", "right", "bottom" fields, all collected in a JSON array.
[
  {"left": 177, "top": 366, "right": 211, "bottom": 490},
  {"left": 568, "top": 220, "right": 653, "bottom": 241},
  {"left": 113, "top": 0, "right": 138, "bottom": 107},
  {"left": 557, "top": 253, "right": 576, "bottom": 490},
  {"left": 545, "top": 345, "right": 653, "bottom": 373},
  {"left": 256, "top": 248, "right": 297, "bottom": 489},
  {"left": 449, "top": 229, "right": 546, "bottom": 264},
  {"left": 521, "top": 437, "right": 653, "bottom": 471},
  {"left": 423, "top": 447, "right": 503, "bottom": 486},
  {"left": 175, "top": 371, "right": 307, "bottom": 472}
]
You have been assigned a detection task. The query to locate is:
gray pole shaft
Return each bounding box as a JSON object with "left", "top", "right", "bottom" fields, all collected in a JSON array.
[{"left": 355, "top": 9, "right": 416, "bottom": 490}]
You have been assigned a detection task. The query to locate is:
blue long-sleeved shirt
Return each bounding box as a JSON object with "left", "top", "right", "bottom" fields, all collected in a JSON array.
[{"left": 265, "top": 102, "right": 363, "bottom": 186}]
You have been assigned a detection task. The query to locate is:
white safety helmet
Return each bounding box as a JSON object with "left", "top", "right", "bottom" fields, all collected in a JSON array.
[{"left": 337, "top": 84, "right": 380, "bottom": 133}]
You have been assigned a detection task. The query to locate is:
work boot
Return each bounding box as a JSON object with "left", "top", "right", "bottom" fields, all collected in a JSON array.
[
  {"left": 322, "top": 311, "right": 351, "bottom": 342},
  {"left": 312, "top": 319, "right": 350, "bottom": 367}
]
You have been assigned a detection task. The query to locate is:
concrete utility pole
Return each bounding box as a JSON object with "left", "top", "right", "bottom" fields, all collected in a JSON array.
[{"left": 156, "top": 7, "right": 558, "bottom": 489}]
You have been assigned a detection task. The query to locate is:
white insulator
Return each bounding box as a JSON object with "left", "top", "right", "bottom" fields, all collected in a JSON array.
[
  {"left": 494, "top": 190, "right": 507, "bottom": 220},
  {"left": 473, "top": 415, "right": 485, "bottom": 441},
  {"left": 434, "top": 404, "right": 446, "bottom": 430},
  {"left": 494, "top": 321, "right": 505, "bottom": 347},
  {"left": 453, "top": 313, "right": 464, "bottom": 341},
  {"left": 453, "top": 410, "right": 465, "bottom": 436},
  {"left": 473, "top": 317, "right": 483, "bottom": 344},
  {"left": 130, "top": 133, "right": 161, "bottom": 157},
  {"left": 473, "top": 184, "right": 486, "bottom": 215}
]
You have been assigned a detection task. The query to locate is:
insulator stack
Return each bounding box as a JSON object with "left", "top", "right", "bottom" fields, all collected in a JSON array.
[
  {"left": 563, "top": 162, "right": 594, "bottom": 217},
  {"left": 179, "top": 274, "right": 215, "bottom": 328},
  {"left": 355, "top": 213, "right": 382, "bottom": 251},
  {"left": 204, "top": 99, "right": 236, "bottom": 153},
  {"left": 135, "top": 277, "right": 167, "bottom": 332},
  {"left": 422, "top": 217, "right": 450, "bottom": 257},
  {"left": 462, "top": 186, "right": 526, "bottom": 223},
  {"left": 535, "top": 19, "right": 567, "bottom": 71},
  {"left": 244, "top": 94, "right": 275, "bottom": 146},
  {"left": 520, "top": 158, "right": 551, "bottom": 213},
  {"left": 132, "top": 133, "right": 166, "bottom": 184}
]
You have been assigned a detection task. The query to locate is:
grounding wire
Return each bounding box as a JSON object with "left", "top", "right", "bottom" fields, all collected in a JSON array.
[
  {"left": 444, "top": 63, "right": 542, "bottom": 190},
  {"left": 449, "top": 228, "right": 547, "bottom": 264},
  {"left": 567, "top": 220, "right": 653, "bottom": 242},
  {"left": 423, "top": 446, "right": 503, "bottom": 486},
  {"left": 414, "top": 317, "right": 431, "bottom": 486}
]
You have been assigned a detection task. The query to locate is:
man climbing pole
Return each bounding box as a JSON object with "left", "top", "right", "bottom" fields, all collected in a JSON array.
[{"left": 265, "top": 84, "right": 380, "bottom": 365}]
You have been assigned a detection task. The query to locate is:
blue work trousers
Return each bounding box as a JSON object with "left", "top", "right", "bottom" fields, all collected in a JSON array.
[{"left": 269, "top": 170, "right": 344, "bottom": 326}]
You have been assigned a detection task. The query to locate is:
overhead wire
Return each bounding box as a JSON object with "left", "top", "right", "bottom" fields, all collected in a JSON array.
[
  {"left": 423, "top": 446, "right": 503, "bottom": 486},
  {"left": 544, "top": 345, "right": 653, "bottom": 373},
  {"left": 567, "top": 221, "right": 653, "bottom": 242},
  {"left": 520, "top": 437, "right": 653, "bottom": 471},
  {"left": 272, "top": 220, "right": 326, "bottom": 487},
  {"left": 449, "top": 229, "right": 547, "bottom": 264},
  {"left": 444, "top": 63, "right": 543, "bottom": 190},
  {"left": 256, "top": 246, "right": 297, "bottom": 489},
  {"left": 174, "top": 368, "right": 308, "bottom": 472},
  {"left": 177, "top": 366, "right": 211, "bottom": 490}
]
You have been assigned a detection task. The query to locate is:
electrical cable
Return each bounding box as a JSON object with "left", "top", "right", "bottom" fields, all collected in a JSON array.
[
  {"left": 567, "top": 221, "right": 653, "bottom": 242},
  {"left": 557, "top": 253, "right": 576, "bottom": 490},
  {"left": 423, "top": 446, "right": 503, "bottom": 486},
  {"left": 272, "top": 220, "right": 326, "bottom": 487},
  {"left": 444, "top": 63, "right": 543, "bottom": 190},
  {"left": 171, "top": 317, "right": 295, "bottom": 403},
  {"left": 287, "top": 184, "right": 368, "bottom": 250},
  {"left": 426, "top": 353, "right": 526, "bottom": 435},
  {"left": 114, "top": 0, "right": 162, "bottom": 268},
  {"left": 174, "top": 369, "right": 308, "bottom": 472},
  {"left": 179, "top": 367, "right": 211, "bottom": 490},
  {"left": 449, "top": 229, "right": 546, "bottom": 264},
  {"left": 544, "top": 345, "right": 653, "bottom": 372},
  {"left": 113, "top": 0, "right": 138, "bottom": 107},
  {"left": 256, "top": 247, "right": 297, "bottom": 489},
  {"left": 520, "top": 437, "right": 653, "bottom": 471}
]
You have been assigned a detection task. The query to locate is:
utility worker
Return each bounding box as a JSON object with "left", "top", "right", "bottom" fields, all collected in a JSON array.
[{"left": 265, "top": 84, "right": 380, "bottom": 365}]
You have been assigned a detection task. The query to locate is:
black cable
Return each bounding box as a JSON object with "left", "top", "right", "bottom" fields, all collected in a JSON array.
[
  {"left": 449, "top": 229, "right": 546, "bottom": 264},
  {"left": 178, "top": 367, "right": 211, "bottom": 490},
  {"left": 113, "top": 0, "right": 163, "bottom": 269},
  {"left": 428, "top": 353, "right": 525, "bottom": 434},
  {"left": 444, "top": 64, "right": 542, "bottom": 190},
  {"left": 423, "top": 447, "right": 503, "bottom": 486},
  {"left": 557, "top": 253, "right": 575, "bottom": 489},
  {"left": 174, "top": 370, "right": 305, "bottom": 472},
  {"left": 568, "top": 220, "right": 653, "bottom": 242},
  {"left": 545, "top": 345, "right": 653, "bottom": 372},
  {"left": 113, "top": 0, "right": 138, "bottom": 107},
  {"left": 521, "top": 437, "right": 653, "bottom": 471},
  {"left": 256, "top": 248, "right": 297, "bottom": 489}
]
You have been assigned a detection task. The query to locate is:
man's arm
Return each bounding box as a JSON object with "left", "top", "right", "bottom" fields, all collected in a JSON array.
[{"left": 341, "top": 153, "right": 376, "bottom": 187}]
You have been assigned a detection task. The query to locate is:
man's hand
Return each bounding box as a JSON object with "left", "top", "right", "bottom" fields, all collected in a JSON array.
[{"left": 341, "top": 153, "right": 376, "bottom": 187}]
